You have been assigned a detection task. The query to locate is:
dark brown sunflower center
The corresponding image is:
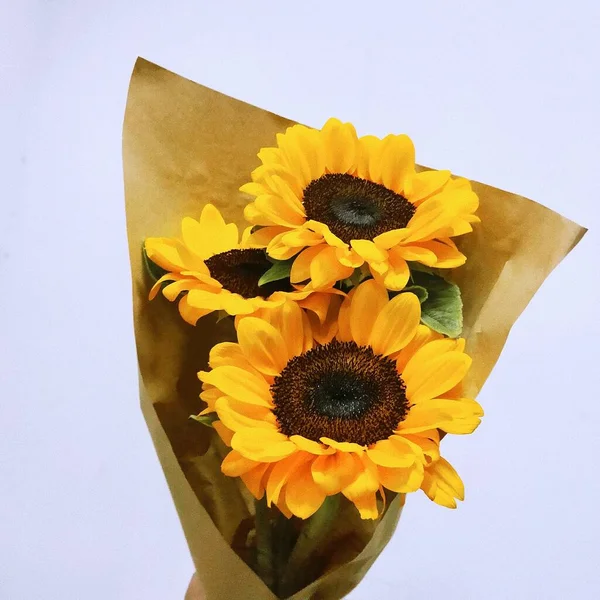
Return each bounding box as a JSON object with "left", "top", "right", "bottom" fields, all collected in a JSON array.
[
  {"left": 302, "top": 173, "right": 416, "bottom": 243},
  {"left": 204, "top": 249, "right": 291, "bottom": 299},
  {"left": 271, "top": 339, "right": 409, "bottom": 446}
]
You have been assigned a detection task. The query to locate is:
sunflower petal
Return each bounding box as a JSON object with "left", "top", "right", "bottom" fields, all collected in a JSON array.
[
  {"left": 252, "top": 161, "right": 304, "bottom": 199},
  {"left": 181, "top": 217, "right": 213, "bottom": 259},
  {"left": 244, "top": 201, "right": 277, "bottom": 226},
  {"left": 208, "top": 342, "right": 264, "bottom": 379},
  {"left": 403, "top": 197, "right": 450, "bottom": 242},
  {"left": 348, "top": 492, "right": 379, "bottom": 520},
  {"left": 369, "top": 292, "right": 421, "bottom": 356},
  {"left": 290, "top": 435, "right": 336, "bottom": 455},
  {"left": 178, "top": 297, "right": 211, "bottom": 325},
  {"left": 209, "top": 342, "right": 248, "bottom": 368},
  {"left": 232, "top": 428, "right": 297, "bottom": 462},
  {"left": 381, "top": 251, "right": 410, "bottom": 291},
  {"left": 236, "top": 317, "right": 288, "bottom": 376},
  {"left": 198, "top": 366, "right": 273, "bottom": 407},
  {"left": 160, "top": 278, "right": 197, "bottom": 301},
  {"left": 261, "top": 173, "right": 305, "bottom": 215},
  {"left": 346, "top": 490, "right": 379, "bottom": 520},
  {"left": 215, "top": 397, "right": 277, "bottom": 433},
  {"left": 213, "top": 421, "right": 234, "bottom": 446},
  {"left": 257, "top": 146, "right": 285, "bottom": 168},
  {"left": 305, "top": 220, "right": 347, "bottom": 249},
  {"left": 311, "top": 452, "right": 362, "bottom": 495},
  {"left": 321, "top": 437, "right": 365, "bottom": 453},
  {"left": 421, "top": 457, "right": 464, "bottom": 507},
  {"left": 277, "top": 125, "right": 323, "bottom": 189},
  {"left": 405, "top": 352, "right": 471, "bottom": 404},
  {"left": 348, "top": 280, "right": 388, "bottom": 346},
  {"left": 304, "top": 127, "right": 328, "bottom": 182},
  {"left": 379, "top": 134, "right": 415, "bottom": 194},
  {"left": 266, "top": 232, "right": 305, "bottom": 260},
  {"left": 290, "top": 246, "right": 324, "bottom": 284},
  {"left": 288, "top": 126, "right": 326, "bottom": 183},
  {"left": 341, "top": 456, "right": 380, "bottom": 519},
  {"left": 367, "top": 436, "right": 421, "bottom": 468},
  {"left": 182, "top": 214, "right": 238, "bottom": 260},
  {"left": 241, "top": 462, "right": 271, "bottom": 499},
  {"left": 406, "top": 169, "right": 451, "bottom": 204},
  {"left": 394, "top": 325, "right": 443, "bottom": 373},
  {"left": 335, "top": 246, "right": 364, "bottom": 268},
  {"left": 145, "top": 237, "right": 208, "bottom": 273},
  {"left": 336, "top": 288, "right": 355, "bottom": 342},
  {"left": 356, "top": 135, "right": 381, "bottom": 180},
  {"left": 255, "top": 194, "right": 306, "bottom": 227},
  {"left": 265, "top": 451, "right": 312, "bottom": 507},
  {"left": 258, "top": 299, "right": 306, "bottom": 360},
  {"left": 308, "top": 293, "right": 343, "bottom": 345},
  {"left": 240, "top": 182, "right": 268, "bottom": 197},
  {"left": 395, "top": 409, "right": 447, "bottom": 434},
  {"left": 414, "top": 238, "right": 466, "bottom": 269},
  {"left": 392, "top": 244, "right": 438, "bottom": 266},
  {"left": 398, "top": 399, "right": 483, "bottom": 434},
  {"left": 432, "top": 219, "right": 474, "bottom": 239},
  {"left": 402, "top": 431, "right": 440, "bottom": 463},
  {"left": 149, "top": 273, "right": 181, "bottom": 300},
  {"left": 186, "top": 288, "right": 225, "bottom": 310},
  {"left": 404, "top": 189, "right": 479, "bottom": 243},
  {"left": 280, "top": 228, "right": 324, "bottom": 248},
  {"left": 220, "top": 293, "right": 256, "bottom": 315},
  {"left": 372, "top": 228, "right": 410, "bottom": 250},
  {"left": 302, "top": 311, "right": 314, "bottom": 353},
  {"left": 322, "top": 118, "right": 359, "bottom": 174},
  {"left": 351, "top": 239, "right": 388, "bottom": 263},
  {"left": 310, "top": 246, "right": 353, "bottom": 289},
  {"left": 298, "top": 289, "right": 334, "bottom": 324},
  {"left": 402, "top": 338, "right": 465, "bottom": 383},
  {"left": 284, "top": 461, "right": 327, "bottom": 519},
  {"left": 275, "top": 493, "right": 293, "bottom": 519},
  {"left": 245, "top": 225, "right": 288, "bottom": 248},
  {"left": 198, "top": 204, "right": 240, "bottom": 255},
  {"left": 378, "top": 460, "right": 424, "bottom": 493},
  {"left": 199, "top": 386, "right": 222, "bottom": 414},
  {"left": 403, "top": 338, "right": 466, "bottom": 376},
  {"left": 221, "top": 449, "right": 261, "bottom": 477}
]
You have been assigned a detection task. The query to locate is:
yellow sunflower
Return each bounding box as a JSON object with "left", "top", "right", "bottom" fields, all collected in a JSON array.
[
  {"left": 241, "top": 118, "right": 479, "bottom": 291},
  {"left": 145, "top": 204, "right": 338, "bottom": 325},
  {"left": 197, "top": 280, "right": 483, "bottom": 519}
]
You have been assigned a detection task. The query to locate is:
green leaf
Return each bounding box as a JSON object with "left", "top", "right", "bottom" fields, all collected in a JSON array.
[
  {"left": 341, "top": 267, "right": 369, "bottom": 290},
  {"left": 189, "top": 413, "right": 218, "bottom": 428},
  {"left": 142, "top": 246, "right": 168, "bottom": 283},
  {"left": 402, "top": 285, "right": 428, "bottom": 303},
  {"left": 407, "top": 262, "right": 436, "bottom": 276},
  {"left": 215, "top": 310, "right": 231, "bottom": 323},
  {"left": 280, "top": 495, "right": 341, "bottom": 596},
  {"left": 410, "top": 270, "right": 463, "bottom": 337},
  {"left": 258, "top": 258, "right": 294, "bottom": 287}
]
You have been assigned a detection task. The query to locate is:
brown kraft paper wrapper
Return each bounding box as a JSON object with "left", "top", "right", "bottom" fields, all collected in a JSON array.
[{"left": 122, "top": 58, "right": 586, "bottom": 599}]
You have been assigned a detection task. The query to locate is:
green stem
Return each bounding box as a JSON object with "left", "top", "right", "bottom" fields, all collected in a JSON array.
[
  {"left": 272, "top": 511, "right": 297, "bottom": 597},
  {"left": 255, "top": 498, "right": 275, "bottom": 591},
  {"left": 280, "top": 495, "right": 340, "bottom": 597}
]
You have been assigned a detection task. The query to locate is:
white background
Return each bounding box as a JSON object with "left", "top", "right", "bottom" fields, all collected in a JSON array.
[{"left": 1, "top": 1, "right": 599, "bottom": 598}]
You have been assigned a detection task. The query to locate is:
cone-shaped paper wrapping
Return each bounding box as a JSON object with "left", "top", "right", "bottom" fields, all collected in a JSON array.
[{"left": 123, "top": 58, "right": 586, "bottom": 599}]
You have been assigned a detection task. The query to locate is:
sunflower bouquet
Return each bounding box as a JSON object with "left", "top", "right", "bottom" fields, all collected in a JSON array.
[{"left": 123, "top": 59, "right": 585, "bottom": 600}]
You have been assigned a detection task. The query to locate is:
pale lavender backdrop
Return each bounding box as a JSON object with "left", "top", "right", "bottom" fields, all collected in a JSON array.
[{"left": 1, "top": 1, "right": 599, "bottom": 598}]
